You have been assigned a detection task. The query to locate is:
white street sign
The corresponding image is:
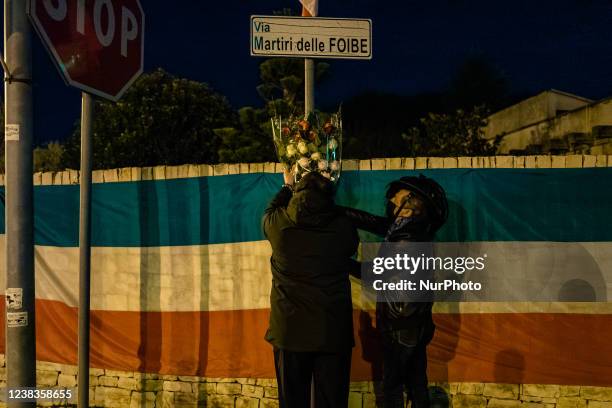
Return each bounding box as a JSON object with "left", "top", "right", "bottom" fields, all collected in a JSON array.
[{"left": 250, "top": 15, "right": 372, "bottom": 60}]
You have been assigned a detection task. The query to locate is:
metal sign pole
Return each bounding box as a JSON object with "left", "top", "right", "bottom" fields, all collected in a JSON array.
[
  {"left": 4, "top": 0, "right": 36, "bottom": 405},
  {"left": 78, "top": 92, "right": 94, "bottom": 408}
]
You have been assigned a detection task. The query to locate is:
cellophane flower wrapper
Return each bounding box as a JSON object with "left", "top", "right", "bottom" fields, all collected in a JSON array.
[{"left": 271, "top": 111, "right": 342, "bottom": 183}]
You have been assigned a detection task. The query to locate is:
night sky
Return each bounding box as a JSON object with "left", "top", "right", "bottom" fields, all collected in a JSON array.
[{"left": 3, "top": 0, "right": 612, "bottom": 144}]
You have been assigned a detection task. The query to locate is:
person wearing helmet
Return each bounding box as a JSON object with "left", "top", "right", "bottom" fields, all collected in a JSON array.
[{"left": 341, "top": 174, "right": 449, "bottom": 408}]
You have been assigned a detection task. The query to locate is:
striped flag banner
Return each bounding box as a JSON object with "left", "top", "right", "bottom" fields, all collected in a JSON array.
[
  {"left": 0, "top": 167, "right": 611, "bottom": 385},
  {"left": 300, "top": 0, "right": 318, "bottom": 16}
]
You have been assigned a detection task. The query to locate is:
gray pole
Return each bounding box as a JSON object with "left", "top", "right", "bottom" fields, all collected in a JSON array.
[
  {"left": 77, "top": 92, "right": 94, "bottom": 408},
  {"left": 4, "top": 0, "right": 36, "bottom": 406},
  {"left": 304, "top": 58, "right": 315, "bottom": 117}
]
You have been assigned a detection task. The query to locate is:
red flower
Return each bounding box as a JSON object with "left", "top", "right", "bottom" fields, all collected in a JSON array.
[
  {"left": 323, "top": 121, "right": 335, "bottom": 135},
  {"left": 298, "top": 120, "right": 310, "bottom": 132},
  {"left": 282, "top": 126, "right": 290, "bottom": 136}
]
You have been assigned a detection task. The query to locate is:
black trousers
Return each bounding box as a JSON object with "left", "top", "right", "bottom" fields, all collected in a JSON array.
[
  {"left": 382, "top": 333, "right": 430, "bottom": 408},
  {"left": 273, "top": 348, "right": 352, "bottom": 408}
]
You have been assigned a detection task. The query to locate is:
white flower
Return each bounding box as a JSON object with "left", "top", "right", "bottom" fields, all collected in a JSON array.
[
  {"left": 297, "top": 141, "right": 309, "bottom": 154},
  {"left": 328, "top": 138, "right": 338, "bottom": 150},
  {"left": 311, "top": 152, "right": 321, "bottom": 161},
  {"left": 286, "top": 144, "right": 297, "bottom": 157},
  {"left": 298, "top": 157, "right": 311, "bottom": 168},
  {"left": 330, "top": 160, "right": 340, "bottom": 171},
  {"left": 318, "top": 160, "right": 329, "bottom": 171}
]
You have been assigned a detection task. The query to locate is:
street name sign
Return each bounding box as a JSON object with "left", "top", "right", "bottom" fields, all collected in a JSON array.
[
  {"left": 28, "top": 0, "right": 145, "bottom": 101},
  {"left": 250, "top": 15, "right": 372, "bottom": 60}
]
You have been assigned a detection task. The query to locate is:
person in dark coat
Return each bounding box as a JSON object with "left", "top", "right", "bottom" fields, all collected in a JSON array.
[
  {"left": 341, "top": 174, "right": 448, "bottom": 408},
  {"left": 263, "top": 170, "right": 360, "bottom": 408}
]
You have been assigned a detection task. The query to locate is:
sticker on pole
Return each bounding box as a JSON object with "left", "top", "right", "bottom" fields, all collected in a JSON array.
[
  {"left": 5, "top": 124, "right": 20, "bottom": 141},
  {"left": 6, "top": 288, "right": 23, "bottom": 310},
  {"left": 7, "top": 312, "right": 28, "bottom": 327}
]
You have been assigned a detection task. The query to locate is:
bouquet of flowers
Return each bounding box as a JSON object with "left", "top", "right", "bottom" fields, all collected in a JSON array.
[{"left": 271, "top": 111, "right": 342, "bottom": 183}]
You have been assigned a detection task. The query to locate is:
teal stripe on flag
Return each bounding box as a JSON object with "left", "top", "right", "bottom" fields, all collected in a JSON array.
[{"left": 0, "top": 167, "right": 610, "bottom": 247}]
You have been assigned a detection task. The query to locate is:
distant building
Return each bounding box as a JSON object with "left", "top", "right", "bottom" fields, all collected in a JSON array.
[{"left": 484, "top": 89, "right": 612, "bottom": 155}]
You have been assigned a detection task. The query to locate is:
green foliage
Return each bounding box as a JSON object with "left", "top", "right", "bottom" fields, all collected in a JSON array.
[
  {"left": 403, "top": 106, "right": 500, "bottom": 156},
  {"left": 34, "top": 142, "right": 65, "bottom": 172},
  {"left": 62, "top": 69, "right": 237, "bottom": 170},
  {"left": 215, "top": 107, "right": 276, "bottom": 163}
]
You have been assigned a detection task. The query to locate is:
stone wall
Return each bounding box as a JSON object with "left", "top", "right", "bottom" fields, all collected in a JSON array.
[
  {"left": 0, "top": 356, "right": 610, "bottom": 407},
  {"left": 1, "top": 155, "right": 611, "bottom": 407}
]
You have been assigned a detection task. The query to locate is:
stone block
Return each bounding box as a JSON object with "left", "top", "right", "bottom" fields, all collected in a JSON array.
[
  {"left": 195, "top": 382, "right": 217, "bottom": 395},
  {"left": 155, "top": 391, "right": 175, "bottom": 408},
  {"left": 249, "top": 163, "right": 264, "bottom": 173},
  {"left": 103, "top": 169, "right": 119, "bottom": 182},
  {"left": 132, "top": 372, "right": 159, "bottom": 380},
  {"left": 68, "top": 169, "right": 79, "bottom": 184},
  {"left": 33, "top": 172, "right": 43, "bottom": 185},
  {"left": 94, "top": 386, "right": 131, "bottom": 407},
  {"left": 350, "top": 381, "right": 369, "bottom": 392},
  {"left": 551, "top": 156, "right": 566, "bottom": 168},
  {"left": 457, "top": 157, "right": 472, "bottom": 168},
  {"left": 342, "top": 159, "right": 359, "bottom": 171},
  {"left": 428, "top": 157, "right": 444, "bottom": 169},
  {"left": 236, "top": 396, "right": 260, "bottom": 408},
  {"left": 496, "top": 156, "right": 514, "bottom": 168},
  {"left": 402, "top": 157, "right": 415, "bottom": 169},
  {"left": 141, "top": 167, "right": 154, "bottom": 180},
  {"left": 459, "top": 382, "right": 484, "bottom": 395},
  {"left": 163, "top": 380, "right": 193, "bottom": 393},
  {"left": 41, "top": 171, "right": 55, "bottom": 184},
  {"left": 596, "top": 154, "right": 607, "bottom": 167},
  {"left": 525, "top": 156, "right": 536, "bottom": 168},
  {"left": 522, "top": 384, "right": 559, "bottom": 398},
  {"left": 174, "top": 391, "right": 198, "bottom": 405},
  {"left": 535, "top": 155, "right": 552, "bottom": 168},
  {"left": 264, "top": 386, "right": 278, "bottom": 398},
  {"left": 580, "top": 386, "right": 612, "bottom": 401},
  {"left": 241, "top": 384, "right": 264, "bottom": 398},
  {"left": 386, "top": 157, "right": 403, "bottom": 170},
  {"left": 565, "top": 155, "right": 583, "bottom": 168},
  {"left": 214, "top": 163, "right": 230, "bottom": 176},
  {"left": 90, "top": 368, "right": 105, "bottom": 377},
  {"left": 228, "top": 164, "right": 240, "bottom": 175},
  {"left": 359, "top": 160, "right": 371, "bottom": 171},
  {"left": 415, "top": 157, "right": 428, "bottom": 169},
  {"left": 256, "top": 378, "right": 277, "bottom": 387},
  {"left": 165, "top": 165, "right": 179, "bottom": 179},
  {"left": 583, "top": 155, "right": 597, "bottom": 167},
  {"left": 118, "top": 167, "right": 132, "bottom": 181},
  {"left": 216, "top": 382, "right": 242, "bottom": 395},
  {"left": 362, "top": 393, "right": 377, "bottom": 408},
  {"left": 587, "top": 401, "right": 612, "bottom": 408},
  {"left": 513, "top": 156, "right": 525, "bottom": 168},
  {"left": 371, "top": 158, "right": 386, "bottom": 170},
  {"left": 348, "top": 392, "right": 362, "bottom": 408},
  {"left": 143, "top": 379, "right": 164, "bottom": 392},
  {"left": 130, "top": 391, "right": 156, "bottom": 408},
  {"left": 239, "top": 163, "right": 250, "bottom": 174},
  {"left": 451, "top": 394, "right": 487, "bottom": 408},
  {"left": 486, "top": 398, "right": 522, "bottom": 407},
  {"left": 483, "top": 383, "right": 519, "bottom": 399},
  {"left": 443, "top": 157, "right": 458, "bottom": 168},
  {"left": 153, "top": 166, "right": 167, "bottom": 179},
  {"left": 261, "top": 398, "right": 280, "bottom": 408},
  {"left": 198, "top": 164, "right": 213, "bottom": 177},
  {"left": 36, "top": 370, "right": 58, "bottom": 386},
  {"left": 177, "top": 375, "right": 199, "bottom": 382},
  {"left": 117, "top": 376, "right": 139, "bottom": 390},
  {"left": 53, "top": 171, "right": 63, "bottom": 185},
  {"left": 264, "top": 162, "right": 276, "bottom": 173},
  {"left": 57, "top": 374, "right": 77, "bottom": 388},
  {"left": 97, "top": 375, "right": 118, "bottom": 390},
  {"left": 206, "top": 395, "right": 236, "bottom": 408},
  {"left": 559, "top": 386, "right": 581, "bottom": 397},
  {"left": 554, "top": 396, "right": 587, "bottom": 408}
]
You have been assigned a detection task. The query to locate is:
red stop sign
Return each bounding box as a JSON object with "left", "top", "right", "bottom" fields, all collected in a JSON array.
[{"left": 29, "top": 0, "right": 145, "bottom": 101}]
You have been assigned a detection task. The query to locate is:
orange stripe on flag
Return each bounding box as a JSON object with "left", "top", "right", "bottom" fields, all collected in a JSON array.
[
  {"left": 2, "top": 299, "right": 611, "bottom": 385},
  {"left": 300, "top": 0, "right": 318, "bottom": 17}
]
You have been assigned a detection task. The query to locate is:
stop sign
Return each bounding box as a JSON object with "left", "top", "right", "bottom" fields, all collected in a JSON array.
[{"left": 29, "top": 0, "right": 144, "bottom": 101}]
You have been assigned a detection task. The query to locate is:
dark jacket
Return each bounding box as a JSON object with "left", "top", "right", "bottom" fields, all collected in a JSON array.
[
  {"left": 342, "top": 206, "right": 435, "bottom": 345},
  {"left": 263, "top": 186, "right": 360, "bottom": 352}
]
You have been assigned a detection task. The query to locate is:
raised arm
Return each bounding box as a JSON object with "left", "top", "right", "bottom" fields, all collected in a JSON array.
[{"left": 337, "top": 206, "right": 390, "bottom": 237}]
